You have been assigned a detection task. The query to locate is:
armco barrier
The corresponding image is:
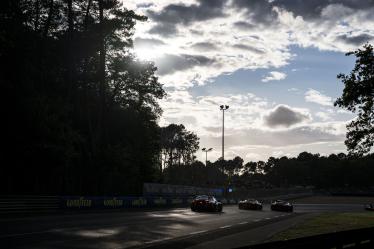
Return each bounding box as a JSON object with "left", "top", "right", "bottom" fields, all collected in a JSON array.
[
  {"left": 60, "top": 196, "right": 192, "bottom": 210},
  {"left": 235, "top": 226, "right": 374, "bottom": 249},
  {"left": 0, "top": 193, "right": 308, "bottom": 215},
  {"left": 0, "top": 196, "right": 60, "bottom": 214}
]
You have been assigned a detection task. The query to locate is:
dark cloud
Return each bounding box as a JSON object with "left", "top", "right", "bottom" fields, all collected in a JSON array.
[
  {"left": 155, "top": 54, "right": 215, "bottom": 75},
  {"left": 147, "top": 0, "right": 226, "bottom": 35},
  {"left": 233, "top": 21, "right": 256, "bottom": 30},
  {"left": 231, "top": 0, "right": 278, "bottom": 25},
  {"left": 134, "top": 37, "right": 165, "bottom": 48},
  {"left": 231, "top": 0, "right": 374, "bottom": 24},
  {"left": 191, "top": 42, "right": 218, "bottom": 51},
  {"left": 273, "top": 0, "right": 374, "bottom": 20},
  {"left": 336, "top": 34, "right": 374, "bottom": 46},
  {"left": 232, "top": 44, "right": 265, "bottom": 54},
  {"left": 264, "top": 105, "right": 311, "bottom": 128},
  {"left": 147, "top": 0, "right": 374, "bottom": 36},
  {"left": 149, "top": 23, "right": 177, "bottom": 37},
  {"left": 136, "top": 3, "right": 154, "bottom": 8}
]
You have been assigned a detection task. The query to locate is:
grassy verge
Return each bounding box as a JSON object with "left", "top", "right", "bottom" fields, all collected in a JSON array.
[{"left": 270, "top": 212, "right": 374, "bottom": 241}]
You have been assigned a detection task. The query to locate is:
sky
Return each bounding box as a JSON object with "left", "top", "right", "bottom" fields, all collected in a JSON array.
[{"left": 123, "top": 0, "right": 374, "bottom": 162}]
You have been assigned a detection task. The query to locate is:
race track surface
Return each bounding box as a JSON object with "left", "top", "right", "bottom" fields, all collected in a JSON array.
[{"left": 0, "top": 203, "right": 366, "bottom": 249}]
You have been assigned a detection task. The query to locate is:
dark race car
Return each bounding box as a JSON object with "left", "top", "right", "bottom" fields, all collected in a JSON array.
[
  {"left": 238, "top": 199, "right": 263, "bottom": 210},
  {"left": 365, "top": 204, "right": 374, "bottom": 211},
  {"left": 271, "top": 200, "right": 293, "bottom": 212},
  {"left": 191, "top": 195, "right": 223, "bottom": 212}
]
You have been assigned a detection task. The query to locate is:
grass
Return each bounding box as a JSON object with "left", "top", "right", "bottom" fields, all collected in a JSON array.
[{"left": 270, "top": 212, "right": 374, "bottom": 241}]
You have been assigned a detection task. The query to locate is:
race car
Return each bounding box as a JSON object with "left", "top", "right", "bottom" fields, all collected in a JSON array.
[
  {"left": 191, "top": 195, "right": 223, "bottom": 212},
  {"left": 270, "top": 200, "right": 293, "bottom": 212},
  {"left": 238, "top": 199, "right": 263, "bottom": 210},
  {"left": 365, "top": 204, "right": 374, "bottom": 211}
]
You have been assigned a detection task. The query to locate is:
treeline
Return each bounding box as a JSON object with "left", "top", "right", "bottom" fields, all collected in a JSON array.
[
  {"left": 1, "top": 0, "right": 168, "bottom": 195},
  {"left": 164, "top": 153, "right": 374, "bottom": 190}
]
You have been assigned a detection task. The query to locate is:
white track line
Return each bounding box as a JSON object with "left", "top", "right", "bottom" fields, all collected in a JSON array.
[
  {"left": 238, "top": 221, "right": 248, "bottom": 225},
  {"left": 220, "top": 225, "right": 232, "bottom": 229},
  {"left": 189, "top": 230, "right": 208, "bottom": 235}
]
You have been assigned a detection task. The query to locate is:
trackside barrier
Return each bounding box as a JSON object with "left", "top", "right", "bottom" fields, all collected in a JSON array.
[
  {"left": 235, "top": 226, "right": 374, "bottom": 249},
  {"left": 0, "top": 196, "right": 59, "bottom": 214},
  {"left": 0, "top": 193, "right": 308, "bottom": 214},
  {"left": 60, "top": 196, "right": 190, "bottom": 209}
]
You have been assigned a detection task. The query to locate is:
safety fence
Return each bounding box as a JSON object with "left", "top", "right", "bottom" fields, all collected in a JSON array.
[{"left": 236, "top": 226, "right": 374, "bottom": 249}]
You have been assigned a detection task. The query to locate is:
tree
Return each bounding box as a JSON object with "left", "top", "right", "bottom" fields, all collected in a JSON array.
[
  {"left": 335, "top": 44, "right": 374, "bottom": 155},
  {"left": 160, "top": 124, "right": 199, "bottom": 169},
  {"left": 0, "top": 0, "right": 165, "bottom": 195},
  {"left": 244, "top": 162, "right": 257, "bottom": 174}
]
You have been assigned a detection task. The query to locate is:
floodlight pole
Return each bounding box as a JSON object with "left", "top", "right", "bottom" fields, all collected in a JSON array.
[
  {"left": 202, "top": 148, "right": 212, "bottom": 166},
  {"left": 219, "top": 105, "right": 229, "bottom": 160}
]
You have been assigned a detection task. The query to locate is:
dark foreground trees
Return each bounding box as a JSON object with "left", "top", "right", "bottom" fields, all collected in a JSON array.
[
  {"left": 335, "top": 43, "right": 374, "bottom": 155},
  {"left": 0, "top": 0, "right": 165, "bottom": 195}
]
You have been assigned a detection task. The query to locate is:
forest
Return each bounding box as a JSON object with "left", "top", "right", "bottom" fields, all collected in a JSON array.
[
  {"left": 1, "top": 0, "right": 167, "bottom": 195},
  {"left": 1, "top": 0, "right": 374, "bottom": 196}
]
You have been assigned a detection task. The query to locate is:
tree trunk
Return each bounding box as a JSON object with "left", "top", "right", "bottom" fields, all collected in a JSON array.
[
  {"left": 97, "top": 0, "right": 106, "bottom": 147},
  {"left": 34, "top": 0, "right": 40, "bottom": 31},
  {"left": 84, "top": 0, "right": 92, "bottom": 30},
  {"left": 43, "top": 0, "right": 54, "bottom": 37}
]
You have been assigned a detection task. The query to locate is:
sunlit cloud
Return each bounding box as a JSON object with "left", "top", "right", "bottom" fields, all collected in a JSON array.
[
  {"left": 261, "top": 71, "right": 287, "bottom": 82},
  {"left": 305, "top": 89, "right": 334, "bottom": 106}
]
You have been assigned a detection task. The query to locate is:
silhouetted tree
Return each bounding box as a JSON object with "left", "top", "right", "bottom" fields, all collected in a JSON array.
[
  {"left": 0, "top": 0, "right": 165, "bottom": 195},
  {"left": 335, "top": 43, "right": 374, "bottom": 155},
  {"left": 160, "top": 124, "right": 199, "bottom": 169}
]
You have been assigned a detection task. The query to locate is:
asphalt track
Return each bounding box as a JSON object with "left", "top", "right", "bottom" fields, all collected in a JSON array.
[{"left": 0, "top": 203, "right": 366, "bottom": 249}]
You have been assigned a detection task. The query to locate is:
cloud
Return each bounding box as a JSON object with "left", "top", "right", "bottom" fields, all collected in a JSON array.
[
  {"left": 233, "top": 21, "right": 255, "bottom": 30},
  {"left": 159, "top": 90, "right": 350, "bottom": 161},
  {"left": 305, "top": 89, "right": 333, "bottom": 106},
  {"left": 262, "top": 71, "right": 287, "bottom": 82},
  {"left": 154, "top": 54, "right": 216, "bottom": 75},
  {"left": 288, "top": 88, "right": 299, "bottom": 92},
  {"left": 231, "top": 0, "right": 278, "bottom": 25},
  {"left": 274, "top": 1, "right": 374, "bottom": 20},
  {"left": 191, "top": 42, "right": 218, "bottom": 51},
  {"left": 263, "top": 105, "right": 311, "bottom": 128},
  {"left": 147, "top": 0, "right": 226, "bottom": 35},
  {"left": 127, "top": 2, "right": 364, "bottom": 99},
  {"left": 122, "top": 0, "right": 367, "bottom": 162},
  {"left": 149, "top": 23, "right": 177, "bottom": 36},
  {"left": 316, "top": 111, "right": 333, "bottom": 121},
  {"left": 336, "top": 33, "right": 374, "bottom": 46},
  {"left": 134, "top": 37, "right": 166, "bottom": 48},
  {"left": 232, "top": 44, "right": 265, "bottom": 54}
]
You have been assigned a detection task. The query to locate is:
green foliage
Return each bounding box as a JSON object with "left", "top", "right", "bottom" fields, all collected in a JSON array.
[{"left": 335, "top": 43, "right": 374, "bottom": 155}]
